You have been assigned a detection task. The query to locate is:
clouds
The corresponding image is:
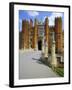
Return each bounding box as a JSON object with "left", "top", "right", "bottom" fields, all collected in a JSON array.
[
  {"left": 19, "top": 10, "right": 64, "bottom": 32},
  {"left": 27, "top": 11, "right": 39, "bottom": 17},
  {"left": 43, "top": 12, "right": 63, "bottom": 26},
  {"left": 19, "top": 19, "right": 22, "bottom": 32},
  {"left": 49, "top": 12, "right": 63, "bottom": 26}
]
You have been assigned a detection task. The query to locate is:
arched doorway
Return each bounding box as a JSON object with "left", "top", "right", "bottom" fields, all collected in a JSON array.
[{"left": 38, "top": 40, "right": 42, "bottom": 50}]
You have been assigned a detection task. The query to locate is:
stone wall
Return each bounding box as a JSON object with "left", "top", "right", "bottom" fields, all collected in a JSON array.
[
  {"left": 19, "top": 17, "right": 63, "bottom": 54},
  {"left": 55, "top": 17, "right": 63, "bottom": 53}
]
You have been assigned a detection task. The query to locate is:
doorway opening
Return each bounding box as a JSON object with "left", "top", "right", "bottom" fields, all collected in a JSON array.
[{"left": 38, "top": 40, "right": 42, "bottom": 50}]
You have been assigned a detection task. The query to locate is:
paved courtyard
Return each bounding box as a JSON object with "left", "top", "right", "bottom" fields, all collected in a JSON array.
[{"left": 19, "top": 50, "right": 59, "bottom": 79}]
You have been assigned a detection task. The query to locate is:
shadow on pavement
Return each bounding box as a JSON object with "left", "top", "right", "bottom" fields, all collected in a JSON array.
[
  {"left": 32, "top": 58, "right": 39, "bottom": 60},
  {"left": 33, "top": 57, "right": 50, "bottom": 67}
]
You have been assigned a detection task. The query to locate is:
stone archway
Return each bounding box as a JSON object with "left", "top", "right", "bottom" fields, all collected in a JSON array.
[{"left": 38, "top": 40, "right": 42, "bottom": 50}]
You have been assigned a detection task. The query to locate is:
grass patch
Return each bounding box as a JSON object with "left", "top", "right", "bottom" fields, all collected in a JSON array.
[
  {"left": 40, "top": 58, "right": 64, "bottom": 77},
  {"left": 54, "top": 67, "right": 64, "bottom": 77}
]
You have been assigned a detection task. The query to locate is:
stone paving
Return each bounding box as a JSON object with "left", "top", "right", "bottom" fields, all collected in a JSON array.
[{"left": 19, "top": 50, "right": 59, "bottom": 79}]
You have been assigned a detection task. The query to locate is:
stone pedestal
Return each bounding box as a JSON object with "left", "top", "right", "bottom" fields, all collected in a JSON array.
[
  {"left": 42, "top": 37, "right": 45, "bottom": 53},
  {"left": 34, "top": 44, "right": 38, "bottom": 51},
  {"left": 44, "top": 41, "right": 48, "bottom": 58},
  {"left": 41, "top": 52, "right": 45, "bottom": 61},
  {"left": 51, "top": 41, "right": 57, "bottom": 67}
]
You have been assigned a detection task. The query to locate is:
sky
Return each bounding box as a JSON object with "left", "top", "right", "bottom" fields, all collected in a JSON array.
[{"left": 19, "top": 10, "right": 64, "bottom": 32}]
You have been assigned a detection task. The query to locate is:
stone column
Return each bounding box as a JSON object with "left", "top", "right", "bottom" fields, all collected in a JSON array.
[
  {"left": 51, "top": 32, "right": 57, "bottom": 67},
  {"left": 33, "top": 19, "right": 38, "bottom": 51},
  {"left": 44, "top": 17, "right": 49, "bottom": 58}
]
